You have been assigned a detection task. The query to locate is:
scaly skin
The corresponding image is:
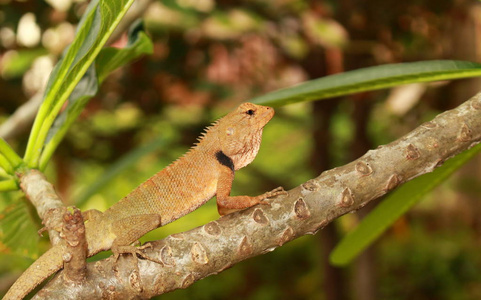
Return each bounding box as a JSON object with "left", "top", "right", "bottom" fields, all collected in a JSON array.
[{"left": 4, "top": 103, "right": 284, "bottom": 299}]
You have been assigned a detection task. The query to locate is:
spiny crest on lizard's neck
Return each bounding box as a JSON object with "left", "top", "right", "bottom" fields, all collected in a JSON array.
[{"left": 195, "top": 103, "right": 275, "bottom": 170}]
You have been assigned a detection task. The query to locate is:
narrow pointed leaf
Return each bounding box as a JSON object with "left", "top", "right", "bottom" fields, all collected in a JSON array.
[{"left": 251, "top": 60, "right": 481, "bottom": 106}]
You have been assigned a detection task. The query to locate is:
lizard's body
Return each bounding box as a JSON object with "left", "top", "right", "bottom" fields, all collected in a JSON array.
[{"left": 5, "top": 103, "right": 282, "bottom": 299}]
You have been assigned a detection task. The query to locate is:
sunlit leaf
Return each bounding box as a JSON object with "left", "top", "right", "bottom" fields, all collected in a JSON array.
[
  {"left": 329, "top": 143, "right": 481, "bottom": 266},
  {"left": 24, "top": 0, "right": 136, "bottom": 168},
  {"left": 39, "top": 22, "right": 152, "bottom": 170}
]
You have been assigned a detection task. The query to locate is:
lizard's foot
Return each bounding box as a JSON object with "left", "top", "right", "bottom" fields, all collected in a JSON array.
[
  {"left": 262, "top": 186, "right": 287, "bottom": 199},
  {"left": 258, "top": 187, "right": 287, "bottom": 207},
  {"left": 112, "top": 243, "right": 164, "bottom": 266}
]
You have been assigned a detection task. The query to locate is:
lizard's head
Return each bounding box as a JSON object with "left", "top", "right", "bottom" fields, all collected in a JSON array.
[{"left": 215, "top": 102, "right": 275, "bottom": 170}]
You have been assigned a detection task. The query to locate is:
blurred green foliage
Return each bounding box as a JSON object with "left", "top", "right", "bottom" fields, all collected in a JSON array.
[{"left": 1, "top": 0, "right": 481, "bottom": 299}]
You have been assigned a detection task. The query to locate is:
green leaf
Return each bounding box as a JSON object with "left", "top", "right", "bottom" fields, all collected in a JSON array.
[
  {"left": 329, "top": 143, "right": 481, "bottom": 266},
  {"left": 38, "top": 21, "right": 153, "bottom": 170},
  {"left": 95, "top": 20, "right": 153, "bottom": 83},
  {"left": 24, "top": 0, "right": 136, "bottom": 168},
  {"left": 0, "top": 197, "right": 40, "bottom": 258},
  {"left": 251, "top": 60, "right": 481, "bottom": 106}
]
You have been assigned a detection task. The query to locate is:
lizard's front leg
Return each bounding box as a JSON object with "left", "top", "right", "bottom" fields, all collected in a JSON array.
[{"left": 215, "top": 164, "right": 285, "bottom": 216}]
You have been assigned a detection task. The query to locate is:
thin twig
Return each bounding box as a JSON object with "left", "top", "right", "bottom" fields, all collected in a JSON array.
[{"left": 0, "top": 93, "right": 43, "bottom": 141}]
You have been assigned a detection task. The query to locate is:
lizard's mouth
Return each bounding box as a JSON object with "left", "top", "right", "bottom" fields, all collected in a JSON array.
[{"left": 260, "top": 107, "right": 275, "bottom": 126}]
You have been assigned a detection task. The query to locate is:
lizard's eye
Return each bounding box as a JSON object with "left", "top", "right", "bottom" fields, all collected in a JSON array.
[{"left": 246, "top": 109, "right": 255, "bottom": 116}]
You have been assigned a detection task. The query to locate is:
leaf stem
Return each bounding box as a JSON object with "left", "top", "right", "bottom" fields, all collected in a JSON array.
[
  {"left": 0, "top": 137, "right": 23, "bottom": 173},
  {"left": 0, "top": 179, "right": 18, "bottom": 191}
]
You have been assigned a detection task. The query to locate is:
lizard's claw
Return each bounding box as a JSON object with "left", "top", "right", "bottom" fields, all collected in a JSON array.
[
  {"left": 38, "top": 226, "right": 47, "bottom": 237},
  {"left": 137, "top": 242, "right": 153, "bottom": 251},
  {"left": 259, "top": 187, "right": 287, "bottom": 206},
  {"left": 263, "top": 186, "right": 287, "bottom": 199}
]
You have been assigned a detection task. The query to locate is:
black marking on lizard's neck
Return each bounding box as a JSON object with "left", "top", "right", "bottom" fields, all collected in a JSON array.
[{"left": 215, "top": 150, "right": 234, "bottom": 172}]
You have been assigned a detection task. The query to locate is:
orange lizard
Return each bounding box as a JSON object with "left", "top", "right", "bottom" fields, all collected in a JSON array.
[{"left": 4, "top": 102, "right": 284, "bottom": 299}]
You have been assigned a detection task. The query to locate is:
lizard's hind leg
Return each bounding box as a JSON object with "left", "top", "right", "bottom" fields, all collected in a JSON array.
[{"left": 111, "top": 214, "right": 163, "bottom": 264}]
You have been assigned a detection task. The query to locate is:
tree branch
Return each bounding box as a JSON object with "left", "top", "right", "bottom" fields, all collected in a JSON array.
[
  {"left": 19, "top": 169, "right": 67, "bottom": 246},
  {"left": 19, "top": 171, "right": 89, "bottom": 294},
  {"left": 34, "top": 92, "right": 481, "bottom": 299}
]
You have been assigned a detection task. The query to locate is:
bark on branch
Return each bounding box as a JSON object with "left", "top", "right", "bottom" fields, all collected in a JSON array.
[
  {"left": 34, "top": 92, "right": 481, "bottom": 299},
  {"left": 20, "top": 170, "right": 67, "bottom": 246}
]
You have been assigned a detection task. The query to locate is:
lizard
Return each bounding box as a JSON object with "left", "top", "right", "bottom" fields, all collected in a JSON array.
[{"left": 4, "top": 102, "right": 285, "bottom": 299}]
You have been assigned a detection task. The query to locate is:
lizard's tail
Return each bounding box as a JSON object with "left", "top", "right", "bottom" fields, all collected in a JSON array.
[{"left": 3, "top": 246, "right": 64, "bottom": 300}]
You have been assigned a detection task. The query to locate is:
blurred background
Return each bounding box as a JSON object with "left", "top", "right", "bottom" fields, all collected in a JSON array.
[{"left": 1, "top": 0, "right": 481, "bottom": 299}]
